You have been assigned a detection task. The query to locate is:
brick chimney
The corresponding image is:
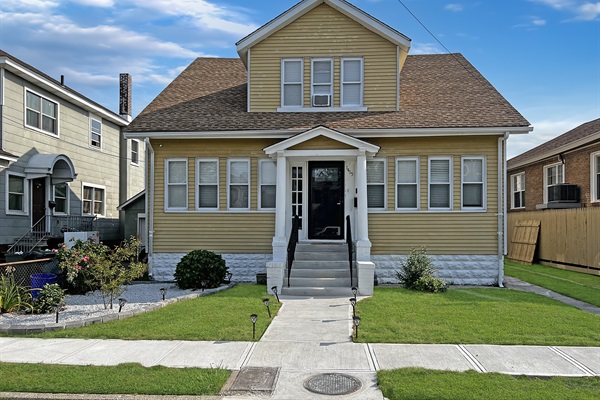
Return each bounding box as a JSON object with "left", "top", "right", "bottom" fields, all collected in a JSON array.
[{"left": 119, "top": 73, "right": 132, "bottom": 122}]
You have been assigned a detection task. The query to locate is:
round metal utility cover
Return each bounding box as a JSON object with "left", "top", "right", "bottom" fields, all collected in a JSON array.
[{"left": 303, "top": 373, "right": 362, "bottom": 396}]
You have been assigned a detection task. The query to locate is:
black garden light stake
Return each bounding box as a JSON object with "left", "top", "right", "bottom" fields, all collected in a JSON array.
[
  {"left": 250, "top": 313, "right": 258, "bottom": 340},
  {"left": 224, "top": 272, "right": 233, "bottom": 284},
  {"left": 353, "top": 316, "right": 361, "bottom": 340},
  {"left": 263, "top": 298, "right": 271, "bottom": 318},
  {"left": 118, "top": 298, "right": 127, "bottom": 313},
  {"left": 201, "top": 280, "right": 208, "bottom": 292},
  {"left": 351, "top": 286, "right": 358, "bottom": 300},
  {"left": 349, "top": 297, "right": 356, "bottom": 318},
  {"left": 55, "top": 303, "right": 60, "bottom": 323},
  {"left": 271, "top": 286, "right": 280, "bottom": 303},
  {"left": 160, "top": 287, "right": 167, "bottom": 301}
]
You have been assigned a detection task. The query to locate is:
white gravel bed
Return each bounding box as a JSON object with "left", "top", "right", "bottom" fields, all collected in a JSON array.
[{"left": 0, "top": 282, "right": 204, "bottom": 326}]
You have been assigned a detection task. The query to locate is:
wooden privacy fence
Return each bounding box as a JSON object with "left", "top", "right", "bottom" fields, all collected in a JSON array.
[{"left": 507, "top": 207, "right": 600, "bottom": 271}]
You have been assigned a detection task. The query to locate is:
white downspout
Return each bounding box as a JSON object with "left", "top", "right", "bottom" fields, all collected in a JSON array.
[
  {"left": 497, "top": 133, "right": 509, "bottom": 288},
  {"left": 145, "top": 138, "right": 155, "bottom": 277}
]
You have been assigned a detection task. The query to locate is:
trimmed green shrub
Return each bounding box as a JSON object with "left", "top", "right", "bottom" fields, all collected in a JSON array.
[
  {"left": 33, "top": 283, "right": 66, "bottom": 314},
  {"left": 396, "top": 247, "right": 447, "bottom": 292},
  {"left": 174, "top": 250, "right": 228, "bottom": 290}
]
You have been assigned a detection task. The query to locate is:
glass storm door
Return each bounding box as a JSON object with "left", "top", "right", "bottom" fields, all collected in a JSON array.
[{"left": 308, "top": 161, "right": 344, "bottom": 240}]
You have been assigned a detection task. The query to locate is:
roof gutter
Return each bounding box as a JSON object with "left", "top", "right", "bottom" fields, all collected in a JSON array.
[{"left": 497, "top": 132, "right": 509, "bottom": 288}]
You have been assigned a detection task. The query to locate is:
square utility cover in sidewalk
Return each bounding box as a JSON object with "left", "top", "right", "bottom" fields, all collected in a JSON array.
[{"left": 224, "top": 367, "right": 280, "bottom": 395}]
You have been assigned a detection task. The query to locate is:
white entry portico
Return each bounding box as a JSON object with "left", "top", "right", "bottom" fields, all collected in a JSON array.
[{"left": 263, "top": 126, "right": 380, "bottom": 295}]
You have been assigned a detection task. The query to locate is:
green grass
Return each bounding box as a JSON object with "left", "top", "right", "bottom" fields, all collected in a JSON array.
[
  {"left": 378, "top": 368, "right": 600, "bottom": 400},
  {"left": 0, "top": 362, "right": 229, "bottom": 395},
  {"left": 356, "top": 287, "right": 600, "bottom": 346},
  {"left": 33, "top": 284, "right": 280, "bottom": 341},
  {"left": 505, "top": 260, "right": 600, "bottom": 307}
]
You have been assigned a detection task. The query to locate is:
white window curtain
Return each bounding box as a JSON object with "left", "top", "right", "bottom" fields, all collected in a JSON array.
[
  {"left": 367, "top": 160, "right": 385, "bottom": 209},
  {"left": 429, "top": 158, "right": 451, "bottom": 209},
  {"left": 260, "top": 160, "right": 277, "bottom": 209},
  {"left": 396, "top": 158, "right": 418, "bottom": 209},
  {"left": 462, "top": 158, "right": 484, "bottom": 208},
  {"left": 342, "top": 58, "right": 363, "bottom": 106},
  {"left": 282, "top": 59, "right": 303, "bottom": 107},
  {"left": 167, "top": 159, "right": 187, "bottom": 209},
  {"left": 511, "top": 173, "right": 525, "bottom": 209},
  {"left": 198, "top": 160, "right": 218, "bottom": 209}
]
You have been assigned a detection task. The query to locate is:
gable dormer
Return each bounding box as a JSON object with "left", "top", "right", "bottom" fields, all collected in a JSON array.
[{"left": 236, "top": 0, "right": 411, "bottom": 113}]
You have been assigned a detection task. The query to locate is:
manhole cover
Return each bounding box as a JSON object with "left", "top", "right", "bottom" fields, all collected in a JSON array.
[{"left": 304, "top": 373, "right": 362, "bottom": 396}]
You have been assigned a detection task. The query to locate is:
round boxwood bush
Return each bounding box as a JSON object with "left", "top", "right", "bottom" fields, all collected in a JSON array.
[{"left": 174, "top": 250, "right": 228, "bottom": 290}]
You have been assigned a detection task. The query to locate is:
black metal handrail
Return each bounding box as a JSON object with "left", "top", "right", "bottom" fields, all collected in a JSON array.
[
  {"left": 286, "top": 214, "right": 300, "bottom": 287},
  {"left": 346, "top": 215, "right": 353, "bottom": 287}
]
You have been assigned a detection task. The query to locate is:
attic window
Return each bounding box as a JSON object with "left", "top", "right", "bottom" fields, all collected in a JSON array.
[
  {"left": 341, "top": 58, "right": 363, "bottom": 107},
  {"left": 311, "top": 58, "right": 333, "bottom": 107},
  {"left": 281, "top": 58, "right": 303, "bottom": 107}
]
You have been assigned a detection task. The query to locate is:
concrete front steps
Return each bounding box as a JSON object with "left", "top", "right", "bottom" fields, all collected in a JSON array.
[{"left": 282, "top": 243, "right": 355, "bottom": 297}]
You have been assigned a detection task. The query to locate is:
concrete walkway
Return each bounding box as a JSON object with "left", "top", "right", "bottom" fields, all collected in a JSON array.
[{"left": 1, "top": 292, "right": 599, "bottom": 399}]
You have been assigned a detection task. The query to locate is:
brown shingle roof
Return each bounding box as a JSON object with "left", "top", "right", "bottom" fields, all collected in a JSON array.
[
  {"left": 126, "top": 54, "right": 529, "bottom": 133},
  {"left": 507, "top": 118, "right": 600, "bottom": 169}
]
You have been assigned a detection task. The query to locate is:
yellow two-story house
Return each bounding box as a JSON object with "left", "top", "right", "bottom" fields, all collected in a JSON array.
[{"left": 125, "top": 0, "right": 531, "bottom": 295}]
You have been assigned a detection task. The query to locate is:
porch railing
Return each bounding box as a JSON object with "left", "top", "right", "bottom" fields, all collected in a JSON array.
[
  {"left": 49, "top": 215, "right": 97, "bottom": 237},
  {"left": 286, "top": 214, "right": 300, "bottom": 287},
  {"left": 346, "top": 215, "right": 354, "bottom": 287},
  {"left": 6, "top": 216, "right": 49, "bottom": 255}
]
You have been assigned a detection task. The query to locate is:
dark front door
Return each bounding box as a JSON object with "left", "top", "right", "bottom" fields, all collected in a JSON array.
[
  {"left": 308, "top": 161, "right": 344, "bottom": 240},
  {"left": 31, "top": 178, "right": 46, "bottom": 231}
]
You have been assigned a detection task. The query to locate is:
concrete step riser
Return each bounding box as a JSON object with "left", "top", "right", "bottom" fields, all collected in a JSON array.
[
  {"left": 292, "top": 260, "right": 350, "bottom": 269},
  {"left": 295, "top": 244, "right": 347, "bottom": 253},
  {"left": 288, "top": 277, "right": 351, "bottom": 287},
  {"left": 294, "top": 253, "right": 349, "bottom": 261},
  {"left": 287, "top": 269, "right": 349, "bottom": 278},
  {"left": 281, "top": 287, "right": 355, "bottom": 297}
]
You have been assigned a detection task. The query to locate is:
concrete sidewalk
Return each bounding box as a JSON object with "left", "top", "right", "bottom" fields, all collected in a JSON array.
[{"left": 1, "top": 294, "right": 599, "bottom": 399}]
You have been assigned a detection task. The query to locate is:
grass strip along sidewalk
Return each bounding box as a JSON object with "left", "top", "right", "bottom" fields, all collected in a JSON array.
[
  {"left": 355, "top": 287, "right": 600, "bottom": 346},
  {"left": 505, "top": 260, "right": 600, "bottom": 307},
  {"left": 0, "top": 362, "right": 229, "bottom": 396},
  {"left": 378, "top": 368, "right": 600, "bottom": 400},
  {"left": 34, "top": 284, "right": 280, "bottom": 341}
]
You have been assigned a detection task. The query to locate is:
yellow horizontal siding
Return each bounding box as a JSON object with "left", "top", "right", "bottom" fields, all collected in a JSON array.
[
  {"left": 289, "top": 135, "right": 355, "bottom": 150},
  {"left": 250, "top": 3, "right": 398, "bottom": 111}
]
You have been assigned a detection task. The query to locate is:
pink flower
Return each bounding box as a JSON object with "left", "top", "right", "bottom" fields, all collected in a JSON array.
[
  {"left": 82, "top": 256, "right": 90, "bottom": 262},
  {"left": 75, "top": 265, "right": 82, "bottom": 270},
  {"left": 52, "top": 249, "right": 58, "bottom": 253}
]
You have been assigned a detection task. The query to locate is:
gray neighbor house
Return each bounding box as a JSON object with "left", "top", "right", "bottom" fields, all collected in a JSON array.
[{"left": 0, "top": 50, "right": 145, "bottom": 258}]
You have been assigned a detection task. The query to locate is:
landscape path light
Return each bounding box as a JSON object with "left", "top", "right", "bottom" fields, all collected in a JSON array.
[
  {"left": 351, "top": 286, "right": 358, "bottom": 300},
  {"left": 54, "top": 303, "right": 60, "bottom": 323},
  {"left": 250, "top": 313, "right": 258, "bottom": 340},
  {"left": 160, "top": 287, "right": 167, "bottom": 301},
  {"left": 349, "top": 297, "right": 356, "bottom": 318},
  {"left": 118, "top": 298, "right": 127, "bottom": 313},
  {"left": 353, "top": 316, "right": 361, "bottom": 340},
  {"left": 263, "top": 298, "right": 271, "bottom": 318},
  {"left": 271, "top": 286, "right": 280, "bottom": 303},
  {"left": 201, "top": 280, "right": 208, "bottom": 292}
]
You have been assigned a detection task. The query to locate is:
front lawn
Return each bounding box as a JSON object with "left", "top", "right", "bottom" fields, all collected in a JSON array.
[
  {"left": 505, "top": 260, "right": 600, "bottom": 307},
  {"left": 378, "top": 368, "right": 600, "bottom": 400},
  {"left": 34, "top": 284, "right": 280, "bottom": 341},
  {"left": 355, "top": 287, "right": 600, "bottom": 346},
  {"left": 0, "top": 362, "right": 229, "bottom": 395}
]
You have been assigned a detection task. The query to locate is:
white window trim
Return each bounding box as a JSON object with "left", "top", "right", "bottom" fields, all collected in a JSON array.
[
  {"left": 367, "top": 158, "right": 387, "bottom": 211},
  {"left": 395, "top": 156, "right": 420, "bottom": 211},
  {"left": 310, "top": 57, "right": 333, "bottom": 106},
  {"left": 428, "top": 156, "right": 453, "bottom": 211},
  {"left": 341, "top": 57, "right": 364, "bottom": 107},
  {"left": 131, "top": 140, "right": 140, "bottom": 166},
  {"left": 165, "top": 158, "right": 188, "bottom": 211},
  {"left": 227, "top": 158, "right": 250, "bottom": 211},
  {"left": 24, "top": 87, "right": 59, "bottom": 137},
  {"left": 461, "top": 156, "right": 486, "bottom": 211},
  {"left": 591, "top": 151, "right": 600, "bottom": 203},
  {"left": 195, "top": 158, "right": 219, "bottom": 211},
  {"left": 89, "top": 115, "right": 102, "bottom": 150},
  {"left": 258, "top": 159, "right": 276, "bottom": 211},
  {"left": 543, "top": 162, "right": 565, "bottom": 204},
  {"left": 510, "top": 172, "right": 525, "bottom": 210},
  {"left": 53, "top": 182, "right": 70, "bottom": 215},
  {"left": 6, "top": 172, "right": 28, "bottom": 216},
  {"left": 81, "top": 182, "right": 106, "bottom": 217},
  {"left": 280, "top": 58, "right": 304, "bottom": 109}
]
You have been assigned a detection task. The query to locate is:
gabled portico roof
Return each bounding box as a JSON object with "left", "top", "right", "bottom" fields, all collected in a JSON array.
[{"left": 264, "top": 125, "right": 380, "bottom": 157}]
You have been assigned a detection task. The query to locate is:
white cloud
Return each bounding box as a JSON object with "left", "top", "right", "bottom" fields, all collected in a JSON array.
[
  {"left": 532, "top": 18, "right": 547, "bottom": 25},
  {"left": 410, "top": 43, "right": 443, "bottom": 54},
  {"left": 68, "top": 0, "right": 114, "bottom": 6},
  {"left": 530, "top": 0, "right": 600, "bottom": 20},
  {"left": 0, "top": 0, "right": 58, "bottom": 10},
  {"left": 445, "top": 3, "right": 464, "bottom": 12},
  {"left": 576, "top": 2, "right": 600, "bottom": 20},
  {"left": 507, "top": 118, "right": 588, "bottom": 158}
]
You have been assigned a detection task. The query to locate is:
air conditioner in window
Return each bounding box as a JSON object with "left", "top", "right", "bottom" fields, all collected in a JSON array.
[
  {"left": 547, "top": 183, "right": 580, "bottom": 203},
  {"left": 312, "top": 94, "right": 331, "bottom": 107}
]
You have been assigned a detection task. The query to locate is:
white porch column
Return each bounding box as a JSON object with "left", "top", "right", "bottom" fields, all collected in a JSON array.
[
  {"left": 268, "top": 151, "right": 287, "bottom": 294},
  {"left": 356, "top": 149, "right": 370, "bottom": 244}
]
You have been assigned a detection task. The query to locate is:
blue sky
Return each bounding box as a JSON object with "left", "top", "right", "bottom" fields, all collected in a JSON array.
[{"left": 1, "top": 0, "right": 598, "bottom": 158}]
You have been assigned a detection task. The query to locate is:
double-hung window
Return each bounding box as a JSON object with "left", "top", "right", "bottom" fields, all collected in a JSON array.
[
  {"left": 367, "top": 159, "right": 386, "bottom": 210},
  {"left": 311, "top": 58, "right": 333, "bottom": 107},
  {"left": 259, "top": 159, "right": 277, "bottom": 210},
  {"left": 165, "top": 158, "right": 188, "bottom": 210},
  {"left": 196, "top": 159, "right": 219, "bottom": 210},
  {"left": 90, "top": 117, "right": 102, "bottom": 149},
  {"left": 543, "top": 163, "right": 564, "bottom": 203},
  {"left": 7, "top": 173, "right": 27, "bottom": 215},
  {"left": 341, "top": 58, "right": 363, "bottom": 107},
  {"left": 396, "top": 157, "right": 419, "bottom": 210},
  {"left": 281, "top": 59, "right": 303, "bottom": 107},
  {"left": 228, "top": 159, "right": 250, "bottom": 210},
  {"left": 25, "top": 90, "right": 58, "bottom": 135},
  {"left": 82, "top": 184, "right": 105, "bottom": 216},
  {"left": 53, "top": 183, "right": 69, "bottom": 214},
  {"left": 429, "top": 157, "right": 452, "bottom": 210},
  {"left": 131, "top": 140, "right": 139, "bottom": 165},
  {"left": 461, "top": 157, "right": 485, "bottom": 209},
  {"left": 592, "top": 152, "right": 600, "bottom": 202},
  {"left": 511, "top": 173, "right": 525, "bottom": 209}
]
